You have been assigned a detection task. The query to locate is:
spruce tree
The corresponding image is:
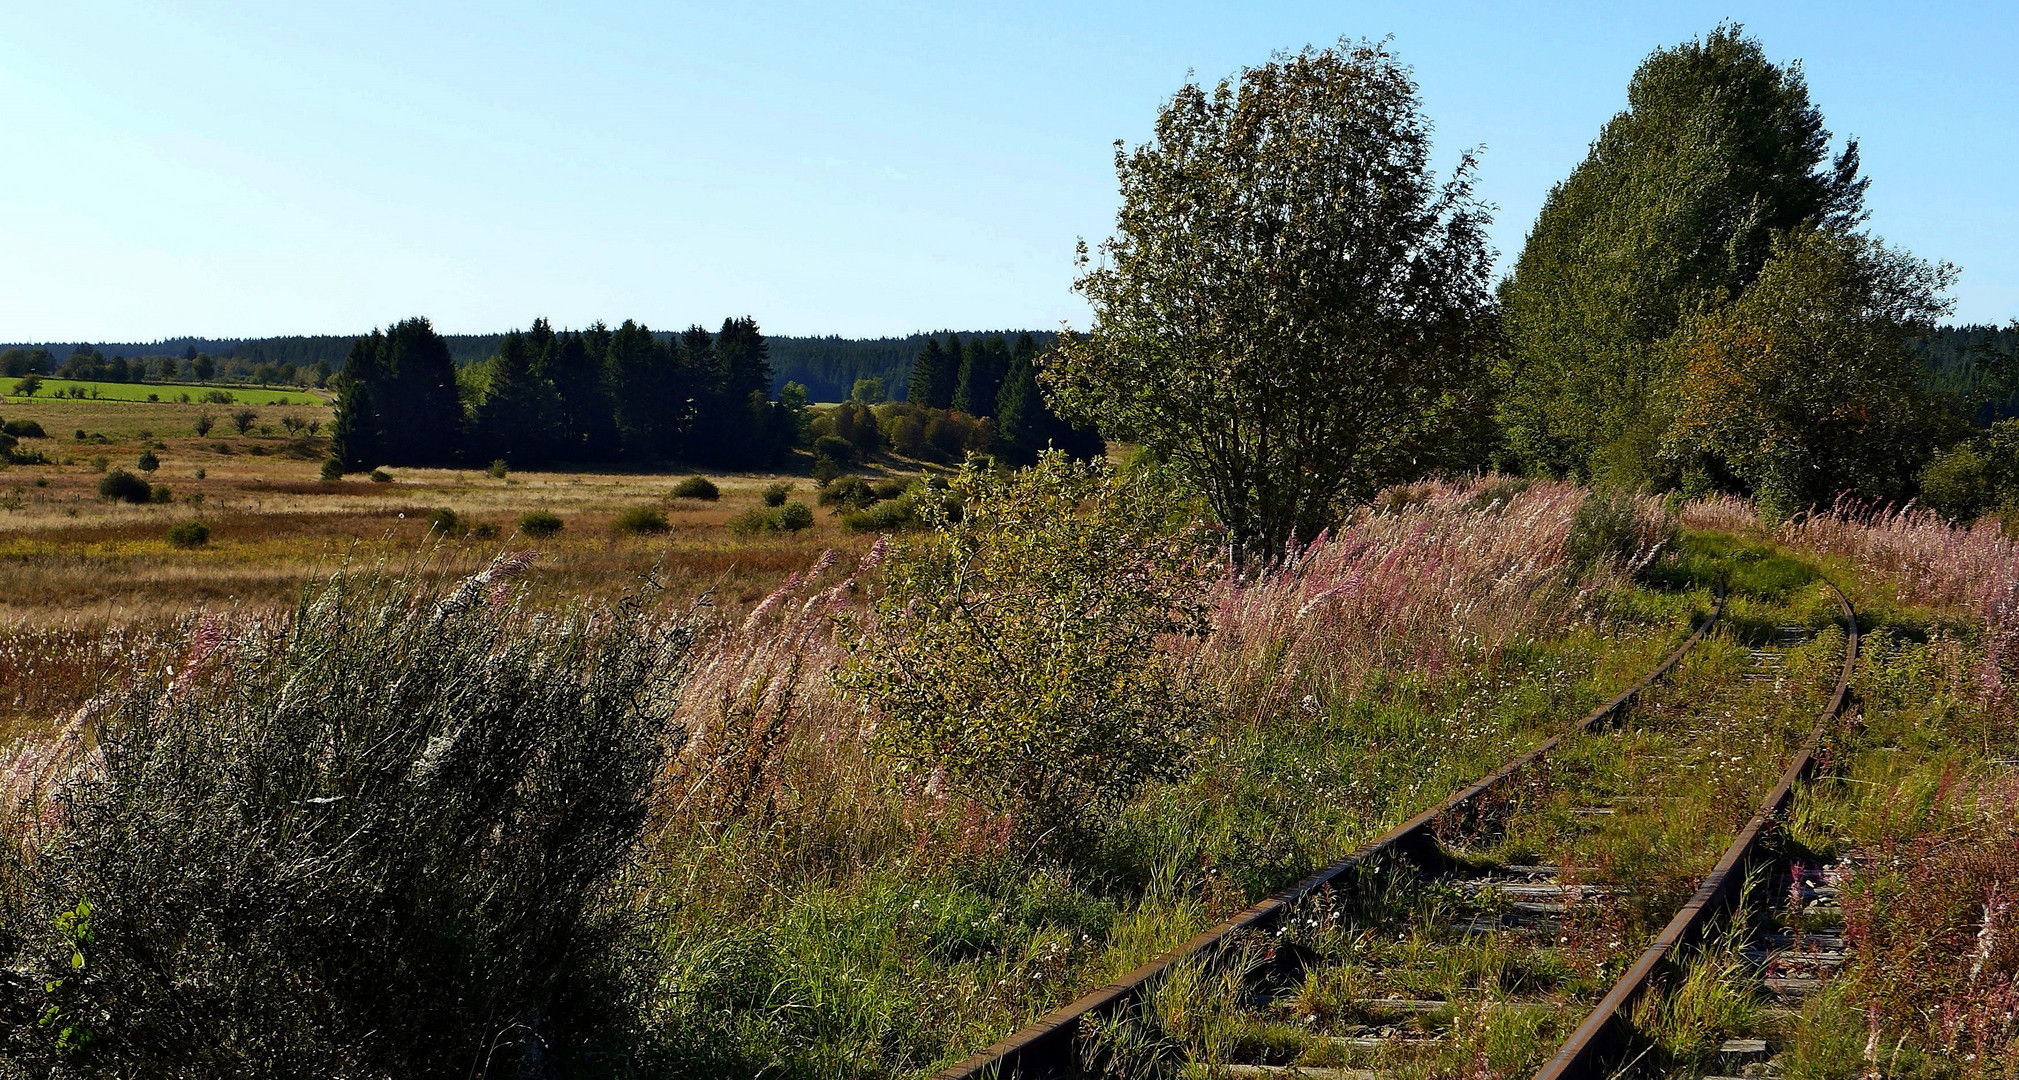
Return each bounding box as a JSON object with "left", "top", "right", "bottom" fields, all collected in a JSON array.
[
  {"left": 607, "top": 320, "right": 687, "bottom": 461},
  {"left": 329, "top": 332, "right": 388, "bottom": 470},
  {"left": 547, "top": 326, "right": 619, "bottom": 462},
  {"left": 993, "top": 351, "right": 1046, "bottom": 465},
  {"left": 930, "top": 333, "right": 962, "bottom": 409},
  {"left": 471, "top": 330, "right": 561, "bottom": 466},
  {"left": 374, "top": 318, "right": 463, "bottom": 465},
  {"left": 906, "top": 338, "right": 946, "bottom": 405},
  {"left": 953, "top": 334, "right": 1009, "bottom": 417}
]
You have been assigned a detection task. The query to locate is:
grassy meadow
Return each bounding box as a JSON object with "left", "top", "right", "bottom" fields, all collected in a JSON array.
[
  {"left": 5, "top": 379, "right": 327, "bottom": 406},
  {"left": 0, "top": 392, "right": 863, "bottom": 625}
]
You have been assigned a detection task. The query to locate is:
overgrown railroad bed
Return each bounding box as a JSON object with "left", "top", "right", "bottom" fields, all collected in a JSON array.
[{"left": 943, "top": 564, "right": 1863, "bottom": 1079}]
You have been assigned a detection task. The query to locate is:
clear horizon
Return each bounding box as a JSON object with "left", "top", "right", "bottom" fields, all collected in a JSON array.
[{"left": 3, "top": 1, "right": 2013, "bottom": 341}]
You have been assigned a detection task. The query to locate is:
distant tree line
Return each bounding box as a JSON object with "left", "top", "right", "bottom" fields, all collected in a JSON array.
[
  {"left": 3, "top": 331, "right": 1059, "bottom": 404},
  {"left": 1, "top": 345, "right": 323, "bottom": 388},
  {"left": 331, "top": 316, "right": 803, "bottom": 471},
  {"left": 904, "top": 332, "right": 1101, "bottom": 464}
]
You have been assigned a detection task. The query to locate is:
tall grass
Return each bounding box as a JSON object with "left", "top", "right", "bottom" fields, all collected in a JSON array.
[
  {"left": 1190, "top": 477, "right": 1674, "bottom": 716},
  {"left": 0, "top": 555, "right": 699, "bottom": 1078}
]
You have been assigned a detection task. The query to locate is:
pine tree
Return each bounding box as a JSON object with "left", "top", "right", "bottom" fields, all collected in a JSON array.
[
  {"left": 329, "top": 332, "right": 387, "bottom": 470},
  {"left": 471, "top": 330, "right": 561, "bottom": 466},
  {"left": 953, "top": 334, "right": 1009, "bottom": 417},
  {"left": 906, "top": 338, "right": 947, "bottom": 405}
]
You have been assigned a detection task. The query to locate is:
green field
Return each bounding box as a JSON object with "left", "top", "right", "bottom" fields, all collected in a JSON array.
[{"left": 4, "top": 378, "right": 328, "bottom": 407}]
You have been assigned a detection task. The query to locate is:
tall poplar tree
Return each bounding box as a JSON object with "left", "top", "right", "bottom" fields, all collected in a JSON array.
[{"left": 1497, "top": 25, "right": 1869, "bottom": 486}]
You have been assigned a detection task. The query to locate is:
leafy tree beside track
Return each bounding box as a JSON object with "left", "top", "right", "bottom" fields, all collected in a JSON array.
[{"left": 1047, "top": 39, "right": 1498, "bottom": 557}]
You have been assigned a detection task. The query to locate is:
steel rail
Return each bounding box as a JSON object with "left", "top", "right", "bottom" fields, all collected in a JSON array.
[
  {"left": 933, "top": 587, "right": 1729, "bottom": 1080},
  {"left": 1530, "top": 579, "right": 1859, "bottom": 1080}
]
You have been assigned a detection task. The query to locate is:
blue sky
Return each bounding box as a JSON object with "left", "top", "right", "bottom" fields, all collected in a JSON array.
[{"left": 1, "top": 2, "right": 2012, "bottom": 340}]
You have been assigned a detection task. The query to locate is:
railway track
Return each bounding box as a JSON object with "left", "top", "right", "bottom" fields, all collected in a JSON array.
[{"left": 936, "top": 579, "right": 1861, "bottom": 1080}]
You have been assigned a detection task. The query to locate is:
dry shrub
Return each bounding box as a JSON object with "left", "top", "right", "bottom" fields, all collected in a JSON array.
[{"left": 0, "top": 556, "right": 698, "bottom": 1078}]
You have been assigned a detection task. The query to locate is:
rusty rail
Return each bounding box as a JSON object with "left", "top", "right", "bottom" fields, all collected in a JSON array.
[
  {"left": 1531, "top": 579, "right": 1859, "bottom": 1080},
  {"left": 933, "top": 587, "right": 1728, "bottom": 1080}
]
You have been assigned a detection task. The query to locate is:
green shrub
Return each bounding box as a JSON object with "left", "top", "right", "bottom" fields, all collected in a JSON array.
[
  {"left": 320, "top": 457, "right": 344, "bottom": 482},
  {"left": 193, "top": 412, "right": 215, "bottom": 436},
  {"left": 1564, "top": 489, "right": 1668, "bottom": 576},
  {"left": 670, "top": 475, "right": 719, "bottom": 500},
  {"left": 231, "top": 408, "right": 259, "bottom": 435},
  {"left": 2, "top": 419, "right": 46, "bottom": 438},
  {"left": 0, "top": 564, "right": 695, "bottom": 1077},
  {"left": 870, "top": 477, "right": 910, "bottom": 500},
  {"left": 811, "top": 456, "right": 842, "bottom": 486},
  {"left": 728, "top": 500, "right": 815, "bottom": 536},
  {"left": 1919, "top": 443, "right": 1990, "bottom": 521},
  {"left": 776, "top": 500, "right": 814, "bottom": 531},
  {"left": 834, "top": 453, "right": 1209, "bottom": 854},
  {"left": 813, "top": 435, "right": 855, "bottom": 463},
  {"left": 165, "top": 520, "right": 210, "bottom": 548},
  {"left": 517, "top": 511, "right": 564, "bottom": 538},
  {"left": 137, "top": 449, "right": 160, "bottom": 473},
  {"left": 369, "top": 469, "right": 392, "bottom": 483},
  {"left": 818, "top": 476, "right": 878, "bottom": 509},
  {"left": 613, "top": 506, "right": 669, "bottom": 534},
  {"left": 761, "top": 481, "right": 793, "bottom": 507},
  {"left": 98, "top": 468, "right": 152, "bottom": 504},
  {"left": 486, "top": 459, "right": 509, "bottom": 479},
  {"left": 150, "top": 484, "right": 172, "bottom": 504},
  {"left": 425, "top": 508, "right": 464, "bottom": 536},
  {"left": 841, "top": 494, "right": 919, "bottom": 533}
]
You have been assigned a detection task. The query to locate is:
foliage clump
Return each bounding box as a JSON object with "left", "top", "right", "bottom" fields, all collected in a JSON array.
[
  {"left": 670, "top": 475, "right": 719, "bottom": 501},
  {"left": 0, "top": 562, "right": 695, "bottom": 1076},
  {"left": 613, "top": 507, "right": 670, "bottom": 535},
  {"left": 728, "top": 500, "right": 814, "bottom": 535},
  {"left": 1049, "top": 38, "right": 1495, "bottom": 556},
  {"left": 1661, "top": 227, "right": 1955, "bottom": 517},
  {"left": 96, "top": 469, "right": 151, "bottom": 504},
  {"left": 165, "top": 520, "right": 210, "bottom": 548},
  {"left": 517, "top": 510, "right": 564, "bottom": 538},
  {"left": 835, "top": 452, "right": 1212, "bottom": 855}
]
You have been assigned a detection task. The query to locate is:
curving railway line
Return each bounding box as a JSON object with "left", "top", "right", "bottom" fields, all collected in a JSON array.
[{"left": 936, "top": 578, "right": 1861, "bottom": 1080}]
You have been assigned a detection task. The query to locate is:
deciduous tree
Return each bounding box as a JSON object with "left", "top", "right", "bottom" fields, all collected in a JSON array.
[
  {"left": 1498, "top": 25, "right": 1869, "bottom": 486},
  {"left": 1047, "top": 39, "right": 1494, "bottom": 556}
]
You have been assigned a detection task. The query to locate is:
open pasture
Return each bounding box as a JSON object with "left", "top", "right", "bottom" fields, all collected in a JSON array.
[
  {"left": 0, "top": 391, "right": 869, "bottom": 627},
  {"left": 5, "top": 378, "right": 327, "bottom": 406}
]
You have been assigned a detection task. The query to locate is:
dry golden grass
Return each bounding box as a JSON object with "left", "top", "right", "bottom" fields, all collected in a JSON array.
[{"left": 0, "top": 395, "right": 878, "bottom": 627}]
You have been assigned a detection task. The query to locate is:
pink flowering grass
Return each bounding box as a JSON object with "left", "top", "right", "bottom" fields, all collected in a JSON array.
[
  {"left": 1189, "top": 476, "right": 1676, "bottom": 717},
  {"left": 1773, "top": 497, "right": 2019, "bottom": 706}
]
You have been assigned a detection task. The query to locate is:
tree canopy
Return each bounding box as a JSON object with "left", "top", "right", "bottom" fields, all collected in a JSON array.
[
  {"left": 1497, "top": 24, "right": 1870, "bottom": 487},
  {"left": 1046, "top": 38, "right": 1496, "bottom": 556}
]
